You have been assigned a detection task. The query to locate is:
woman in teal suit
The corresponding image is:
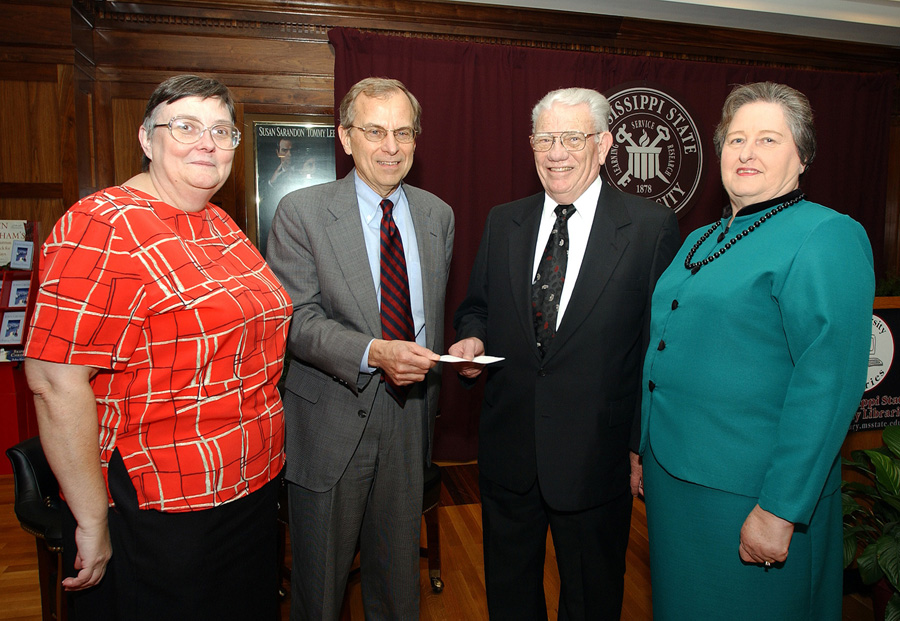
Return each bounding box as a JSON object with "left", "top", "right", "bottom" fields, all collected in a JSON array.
[{"left": 640, "top": 82, "right": 874, "bottom": 619}]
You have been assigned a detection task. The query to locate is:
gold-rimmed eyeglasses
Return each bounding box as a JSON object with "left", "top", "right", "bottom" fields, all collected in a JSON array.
[
  {"left": 529, "top": 131, "right": 599, "bottom": 152},
  {"left": 153, "top": 117, "right": 241, "bottom": 150},
  {"left": 349, "top": 125, "right": 417, "bottom": 144}
]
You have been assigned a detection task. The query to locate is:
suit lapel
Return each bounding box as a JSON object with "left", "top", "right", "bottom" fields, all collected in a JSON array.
[
  {"left": 546, "top": 186, "right": 632, "bottom": 358},
  {"left": 407, "top": 187, "right": 440, "bottom": 350},
  {"left": 509, "top": 195, "right": 544, "bottom": 360},
  {"left": 325, "top": 172, "right": 382, "bottom": 338}
]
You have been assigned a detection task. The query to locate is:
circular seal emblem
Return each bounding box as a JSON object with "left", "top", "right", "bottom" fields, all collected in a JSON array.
[
  {"left": 866, "top": 314, "right": 895, "bottom": 392},
  {"left": 602, "top": 84, "right": 703, "bottom": 216}
]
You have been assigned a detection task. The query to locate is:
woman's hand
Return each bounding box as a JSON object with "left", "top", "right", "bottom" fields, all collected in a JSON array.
[
  {"left": 67, "top": 519, "right": 112, "bottom": 590},
  {"left": 738, "top": 504, "right": 794, "bottom": 566},
  {"left": 630, "top": 452, "right": 643, "bottom": 498}
]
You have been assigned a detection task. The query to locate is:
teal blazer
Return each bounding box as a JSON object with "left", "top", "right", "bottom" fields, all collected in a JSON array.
[{"left": 640, "top": 196, "right": 874, "bottom": 525}]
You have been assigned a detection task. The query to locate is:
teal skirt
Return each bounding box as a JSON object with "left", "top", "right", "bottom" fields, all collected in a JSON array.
[{"left": 643, "top": 445, "right": 842, "bottom": 620}]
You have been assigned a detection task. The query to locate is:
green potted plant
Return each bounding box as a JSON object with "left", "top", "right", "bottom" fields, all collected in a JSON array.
[{"left": 843, "top": 424, "right": 900, "bottom": 621}]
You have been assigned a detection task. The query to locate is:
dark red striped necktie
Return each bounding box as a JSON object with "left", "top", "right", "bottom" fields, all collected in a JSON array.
[{"left": 379, "top": 198, "right": 415, "bottom": 406}]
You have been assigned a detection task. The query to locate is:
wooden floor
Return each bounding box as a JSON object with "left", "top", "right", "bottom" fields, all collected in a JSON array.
[{"left": 0, "top": 464, "right": 878, "bottom": 620}]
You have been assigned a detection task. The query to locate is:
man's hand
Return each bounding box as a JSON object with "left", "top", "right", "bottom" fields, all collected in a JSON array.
[
  {"left": 629, "top": 451, "right": 643, "bottom": 498},
  {"left": 739, "top": 504, "right": 794, "bottom": 566},
  {"left": 368, "top": 339, "right": 439, "bottom": 386},
  {"left": 448, "top": 337, "right": 486, "bottom": 378}
]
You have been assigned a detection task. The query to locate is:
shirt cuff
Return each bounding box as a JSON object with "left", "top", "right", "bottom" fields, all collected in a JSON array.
[{"left": 360, "top": 338, "right": 378, "bottom": 374}]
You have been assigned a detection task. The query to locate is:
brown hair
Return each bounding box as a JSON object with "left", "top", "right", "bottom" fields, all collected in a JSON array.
[
  {"left": 713, "top": 81, "right": 816, "bottom": 169},
  {"left": 338, "top": 77, "right": 422, "bottom": 135},
  {"left": 141, "top": 74, "right": 236, "bottom": 171}
]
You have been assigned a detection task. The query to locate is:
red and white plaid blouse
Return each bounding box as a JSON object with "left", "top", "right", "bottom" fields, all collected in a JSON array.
[{"left": 26, "top": 186, "right": 292, "bottom": 512}]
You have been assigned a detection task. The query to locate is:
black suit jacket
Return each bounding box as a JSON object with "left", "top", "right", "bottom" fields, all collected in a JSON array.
[{"left": 454, "top": 183, "right": 680, "bottom": 512}]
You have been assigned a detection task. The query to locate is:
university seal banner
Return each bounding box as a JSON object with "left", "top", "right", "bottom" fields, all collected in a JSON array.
[
  {"left": 852, "top": 308, "right": 900, "bottom": 432},
  {"left": 603, "top": 84, "right": 704, "bottom": 217}
]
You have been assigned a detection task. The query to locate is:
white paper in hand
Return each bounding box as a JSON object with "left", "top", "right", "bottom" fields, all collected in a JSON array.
[{"left": 439, "top": 355, "right": 505, "bottom": 364}]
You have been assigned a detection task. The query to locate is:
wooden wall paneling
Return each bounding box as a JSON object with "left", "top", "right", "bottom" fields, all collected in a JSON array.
[
  {"left": 96, "top": 69, "right": 335, "bottom": 114},
  {"left": 74, "top": 78, "right": 97, "bottom": 199},
  {"left": 0, "top": 79, "right": 61, "bottom": 183},
  {"left": 111, "top": 97, "right": 144, "bottom": 185},
  {"left": 92, "top": 31, "right": 332, "bottom": 80},
  {"left": 58, "top": 63, "right": 79, "bottom": 210},
  {"left": 0, "top": 1, "right": 72, "bottom": 49},
  {"left": 0, "top": 61, "right": 57, "bottom": 82},
  {"left": 230, "top": 101, "right": 246, "bottom": 230},
  {"left": 0, "top": 70, "right": 65, "bottom": 244},
  {"left": 92, "top": 79, "right": 116, "bottom": 190},
  {"left": 98, "top": 69, "right": 335, "bottom": 107},
  {"left": 73, "top": 0, "right": 99, "bottom": 202}
]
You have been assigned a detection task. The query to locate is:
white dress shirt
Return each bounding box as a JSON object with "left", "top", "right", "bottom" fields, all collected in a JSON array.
[{"left": 531, "top": 176, "right": 603, "bottom": 329}]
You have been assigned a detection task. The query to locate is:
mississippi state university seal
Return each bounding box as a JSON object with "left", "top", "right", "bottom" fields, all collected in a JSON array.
[
  {"left": 867, "top": 314, "right": 895, "bottom": 392},
  {"left": 602, "top": 84, "right": 703, "bottom": 216}
]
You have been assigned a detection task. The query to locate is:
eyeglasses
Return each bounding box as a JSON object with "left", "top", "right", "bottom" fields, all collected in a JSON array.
[
  {"left": 529, "top": 131, "right": 599, "bottom": 152},
  {"left": 349, "top": 126, "right": 417, "bottom": 144},
  {"left": 153, "top": 117, "right": 241, "bottom": 150}
]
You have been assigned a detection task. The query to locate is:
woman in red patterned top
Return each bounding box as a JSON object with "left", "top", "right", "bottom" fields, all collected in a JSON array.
[{"left": 24, "top": 75, "right": 292, "bottom": 620}]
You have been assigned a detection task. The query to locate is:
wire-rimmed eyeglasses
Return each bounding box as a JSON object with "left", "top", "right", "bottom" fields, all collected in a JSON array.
[
  {"left": 153, "top": 117, "right": 242, "bottom": 150},
  {"left": 529, "top": 131, "right": 599, "bottom": 152},
  {"left": 349, "top": 125, "right": 417, "bottom": 144}
]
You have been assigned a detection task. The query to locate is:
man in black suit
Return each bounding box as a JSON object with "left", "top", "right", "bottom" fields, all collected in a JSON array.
[{"left": 449, "top": 87, "right": 680, "bottom": 620}]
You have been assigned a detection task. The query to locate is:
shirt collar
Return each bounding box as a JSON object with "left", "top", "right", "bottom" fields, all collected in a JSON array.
[
  {"left": 354, "top": 172, "right": 404, "bottom": 225},
  {"left": 542, "top": 176, "right": 602, "bottom": 223},
  {"left": 725, "top": 188, "right": 804, "bottom": 220}
]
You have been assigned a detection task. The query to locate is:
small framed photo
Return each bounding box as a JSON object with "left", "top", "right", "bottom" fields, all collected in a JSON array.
[
  {"left": 9, "top": 280, "right": 30, "bottom": 307},
  {"left": 9, "top": 240, "right": 33, "bottom": 270},
  {"left": 0, "top": 310, "right": 26, "bottom": 345}
]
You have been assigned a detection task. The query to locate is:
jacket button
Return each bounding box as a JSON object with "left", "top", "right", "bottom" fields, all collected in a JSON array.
[
  {"left": 671, "top": 299, "right": 679, "bottom": 310},
  {"left": 357, "top": 410, "right": 367, "bottom": 418},
  {"left": 657, "top": 340, "right": 666, "bottom": 351},
  {"left": 538, "top": 369, "right": 547, "bottom": 377},
  {"left": 648, "top": 380, "right": 656, "bottom": 392}
]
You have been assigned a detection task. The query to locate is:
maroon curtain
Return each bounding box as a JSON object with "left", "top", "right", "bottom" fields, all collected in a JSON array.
[{"left": 329, "top": 27, "right": 895, "bottom": 461}]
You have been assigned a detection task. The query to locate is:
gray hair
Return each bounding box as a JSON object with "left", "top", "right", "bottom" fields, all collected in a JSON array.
[
  {"left": 713, "top": 82, "right": 816, "bottom": 168},
  {"left": 338, "top": 77, "right": 423, "bottom": 136},
  {"left": 141, "top": 74, "right": 236, "bottom": 171},
  {"left": 531, "top": 88, "right": 611, "bottom": 134}
]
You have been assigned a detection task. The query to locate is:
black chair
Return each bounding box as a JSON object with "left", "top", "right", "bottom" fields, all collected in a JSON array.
[{"left": 6, "top": 436, "right": 67, "bottom": 621}]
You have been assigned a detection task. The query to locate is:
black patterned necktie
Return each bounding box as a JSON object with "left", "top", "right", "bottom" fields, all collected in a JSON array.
[
  {"left": 379, "top": 198, "right": 415, "bottom": 406},
  {"left": 532, "top": 204, "right": 575, "bottom": 356}
]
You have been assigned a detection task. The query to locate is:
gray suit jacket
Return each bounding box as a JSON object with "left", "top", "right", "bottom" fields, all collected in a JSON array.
[{"left": 266, "top": 171, "right": 454, "bottom": 491}]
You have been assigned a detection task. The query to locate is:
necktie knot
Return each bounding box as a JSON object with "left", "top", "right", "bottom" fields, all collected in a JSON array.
[
  {"left": 555, "top": 204, "right": 575, "bottom": 221},
  {"left": 380, "top": 199, "right": 397, "bottom": 237}
]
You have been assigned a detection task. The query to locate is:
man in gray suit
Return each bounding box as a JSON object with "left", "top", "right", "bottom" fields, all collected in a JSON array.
[{"left": 267, "top": 78, "right": 454, "bottom": 620}]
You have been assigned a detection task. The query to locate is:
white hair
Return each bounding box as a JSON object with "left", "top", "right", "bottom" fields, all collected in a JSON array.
[{"left": 531, "top": 87, "right": 610, "bottom": 133}]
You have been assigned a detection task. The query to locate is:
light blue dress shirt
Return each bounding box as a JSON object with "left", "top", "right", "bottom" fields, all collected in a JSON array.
[{"left": 355, "top": 174, "right": 426, "bottom": 373}]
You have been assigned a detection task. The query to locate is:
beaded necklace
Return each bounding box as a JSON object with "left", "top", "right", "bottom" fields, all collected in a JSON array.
[{"left": 683, "top": 193, "right": 805, "bottom": 275}]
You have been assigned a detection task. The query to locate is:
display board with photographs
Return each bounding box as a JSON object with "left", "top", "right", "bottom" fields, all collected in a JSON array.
[{"left": 0, "top": 220, "right": 38, "bottom": 361}]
